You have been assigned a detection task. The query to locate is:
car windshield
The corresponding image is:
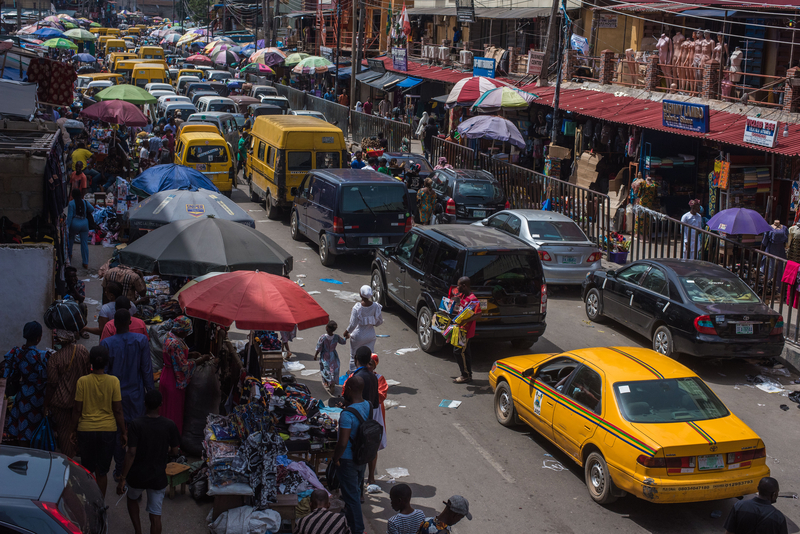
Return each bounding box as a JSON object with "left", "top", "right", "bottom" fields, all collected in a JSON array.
[
  {"left": 340, "top": 184, "right": 407, "bottom": 213},
  {"left": 679, "top": 275, "right": 760, "bottom": 304},
  {"left": 615, "top": 377, "right": 730, "bottom": 423},
  {"left": 208, "top": 103, "right": 236, "bottom": 113},
  {"left": 464, "top": 252, "right": 542, "bottom": 294},
  {"left": 454, "top": 180, "right": 504, "bottom": 202},
  {"left": 394, "top": 156, "right": 432, "bottom": 172},
  {"left": 528, "top": 220, "right": 588, "bottom": 242},
  {"left": 187, "top": 144, "right": 227, "bottom": 163}
]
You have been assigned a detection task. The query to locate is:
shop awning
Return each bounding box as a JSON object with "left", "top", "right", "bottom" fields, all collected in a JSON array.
[
  {"left": 365, "top": 71, "right": 407, "bottom": 90},
  {"left": 675, "top": 8, "right": 738, "bottom": 17},
  {"left": 396, "top": 76, "right": 423, "bottom": 88},
  {"left": 432, "top": 94, "right": 449, "bottom": 103},
  {"left": 407, "top": 5, "right": 565, "bottom": 17},
  {"left": 355, "top": 69, "right": 382, "bottom": 83}
]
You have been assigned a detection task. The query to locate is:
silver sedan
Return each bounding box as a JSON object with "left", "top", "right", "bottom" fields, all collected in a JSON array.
[{"left": 474, "top": 209, "right": 603, "bottom": 284}]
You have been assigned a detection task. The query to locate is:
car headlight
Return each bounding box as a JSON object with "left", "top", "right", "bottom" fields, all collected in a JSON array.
[{"left": 490, "top": 361, "right": 497, "bottom": 373}]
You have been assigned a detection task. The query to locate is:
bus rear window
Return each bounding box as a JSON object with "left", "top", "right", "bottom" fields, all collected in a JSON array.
[
  {"left": 316, "top": 152, "right": 340, "bottom": 169},
  {"left": 288, "top": 151, "right": 312, "bottom": 172},
  {"left": 187, "top": 145, "right": 227, "bottom": 163}
]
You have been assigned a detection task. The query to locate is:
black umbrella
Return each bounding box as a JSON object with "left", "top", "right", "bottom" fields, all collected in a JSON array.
[
  {"left": 129, "top": 189, "right": 254, "bottom": 236},
  {"left": 118, "top": 217, "right": 293, "bottom": 277}
]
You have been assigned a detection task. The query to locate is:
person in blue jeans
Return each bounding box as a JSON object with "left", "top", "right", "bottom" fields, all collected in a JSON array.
[
  {"left": 333, "top": 374, "right": 371, "bottom": 534},
  {"left": 66, "top": 188, "right": 95, "bottom": 269}
]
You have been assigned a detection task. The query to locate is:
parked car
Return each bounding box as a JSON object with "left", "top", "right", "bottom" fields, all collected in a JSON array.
[
  {"left": 259, "top": 95, "right": 291, "bottom": 112},
  {"left": 429, "top": 168, "right": 508, "bottom": 224},
  {"left": 185, "top": 82, "right": 215, "bottom": 100},
  {"left": 162, "top": 102, "right": 197, "bottom": 122},
  {"left": 250, "top": 85, "right": 278, "bottom": 98},
  {"left": 0, "top": 445, "right": 108, "bottom": 533},
  {"left": 290, "top": 110, "right": 328, "bottom": 122},
  {"left": 290, "top": 169, "right": 411, "bottom": 266},
  {"left": 582, "top": 259, "right": 785, "bottom": 358},
  {"left": 489, "top": 347, "right": 769, "bottom": 504},
  {"left": 144, "top": 82, "right": 174, "bottom": 93},
  {"left": 186, "top": 111, "right": 240, "bottom": 149},
  {"left": 475, "top": 210, "right": 602, "bottom": 285},
  {"left": 190, "top": 91, "right": 220, "bottom": 106},
  {"left": 196, "top": 96, "right": 237, "bottom": 114},
  {"left": 247, "top": 103, "right": 286, "bottom": 118},
  {"left": 176, "top": 75, "right": 200, "bottom": 94},
  {"left": 206, "top": 70, "right": 232, "bottom": 82},
  {"left": 371, "top": 224, "right": 547, "bottom": 351}
]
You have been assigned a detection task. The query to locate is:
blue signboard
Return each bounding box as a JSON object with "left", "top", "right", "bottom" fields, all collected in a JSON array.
[
  {"left": 473, "top": 57, "right": 496, "bottom": 78},
  {"left": 662, "top": 100, "right": 710, "bottom": 133}
]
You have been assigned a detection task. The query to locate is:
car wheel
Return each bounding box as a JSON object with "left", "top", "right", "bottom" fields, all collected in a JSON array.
[
  {"left": 510, "top": 337, "right": 537, "bottom": 350},
  {"left": 652, "top": 325, "right": 675, "bottom": 358},
  {"left": 494, "top": 381, "right": 519, "bottom": 427},
  {"left": 290, "top": 211, "right": 302, "bottom": 241},
  {"left": 265, "top": 192, "right": 280, "bottom": 220},
  {"left": 371, "top": 269, "right": 389, "bottom": 308},
  {"left": 417, "top": 305, "right": 444, "bottom": 353},
  {"left": 585, "top": 288, "right": 606, "bottom": 323},
  {"left": 319, "top": 234, "right": 335, "bottom": 266},
  {"left": 585, "top": 452, "right": 618, "bottom": 505}
]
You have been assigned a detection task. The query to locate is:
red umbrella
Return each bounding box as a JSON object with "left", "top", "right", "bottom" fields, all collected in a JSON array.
[
  {"left": 186, "top": 54, "right": 213, "bottom": 66},
  {"left": 178, "top": 270, "right": 329, "bottom": 331},
  {"left": 80, "top": 100, "right": 147, "bottom": 126}
]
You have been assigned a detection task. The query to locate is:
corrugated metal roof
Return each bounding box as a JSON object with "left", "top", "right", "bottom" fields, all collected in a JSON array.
[
  {"left": 520, "top": 85, "right": 800, "bottom": 156},
  {"left": 364, "top": 56, "right": 473, "bottom": 84},
  {"left": 407, "top": 6, "right": 551, "bottom": 18}
]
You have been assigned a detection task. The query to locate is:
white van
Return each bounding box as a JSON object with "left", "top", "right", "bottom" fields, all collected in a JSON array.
[
  {"left": 251, "top": 85, "right": 278, "bottom": 98},
  {"left": 196, "top": 96, "right": 237, "bottom": 113},
  {"left": 176, "top": 75, "right": 201, "bottom": 95},
  {"left": 206, "top": 70, "right": 232, "bottom": 82},
  {"left": 145, "top": 82, "right": 174, "bottom": 93}
]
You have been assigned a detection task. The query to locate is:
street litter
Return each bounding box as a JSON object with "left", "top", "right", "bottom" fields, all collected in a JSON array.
[
  {"left": 542, "top": 459, "right": 567, "bottom": 472},
  {"left": 307, "top": 291, "right": 321, "bottom": 295},
  {"left": 764, "top": 367, "right": 791, "bottom": 377},
  {"left": 320, "top": 278, "right": 344, "bottom": 284},
  {"left": 462, "top": 394, "right": 474, "bottom": 398},
  {"left": 300, "top": 369, "right": 319, "bottom": 376},
  {"left": 84, "top": 298, "right": 99, "bottom": 305},
  {"left": 758, "top": 404, "right": 765, "bottom": 407},
  {"left": 780, "top": 404, "right": 790, "bottom": 411},
  {"left": 283, "top": 361, "right": 305, "bottom": 371},
  {"left": 748, "top": 375, "right": 786, "bottom": 393},
  {"left": 248, "top": 209, "right": 263, "bottom": 212},
  {"left": 385, "top": 379, "right": 401, "bottom": 386},
  {"left": 395, "top": 347, "right": 418, "bottom": 355},
  {"left": 366, "top": 485, "right": 382, "bottom": 494},
  {"left": 439, "top": 400, "right": 462, "bottom": 408},
  {"left": 788, "top": 391, "right": 800, "bottom": 404},
  {"left": 384, "top": 399, "right": 400, "bottom": 408},
  {"left": 296, "top": 280, "right": 304, "bottom": 287},
  {"left": 296, "top": 274, "right": 307, "bottom": 278},
  {"left": 710, "top": 511, "right": 722, "bottom": 519},
  {"left": 376, "top": 475, "right": 387, "bottom": 480},
  {"left": 376, "top": 334, "right": 390, "bottom": 338},
  {"left": 327, "top": 289, "right": 361, "bottom": 301},
  {"left": 757, "top": 383, "right": 786, "bottom": 394},
  {"left": 385, "top": 468, "right": 409, "bottom": 478}
]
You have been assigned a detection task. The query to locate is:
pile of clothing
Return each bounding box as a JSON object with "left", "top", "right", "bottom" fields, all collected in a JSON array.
[{"left": 253, "top": 331, "right": 282, "bottom": 352}]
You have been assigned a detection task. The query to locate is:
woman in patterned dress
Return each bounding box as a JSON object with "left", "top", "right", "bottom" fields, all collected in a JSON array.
[
  {"left": 2, "top": 322, "right": 48, "bottom": 446},
  {"left": 417, "top": 178, "right": 437, "bottom": 225}
]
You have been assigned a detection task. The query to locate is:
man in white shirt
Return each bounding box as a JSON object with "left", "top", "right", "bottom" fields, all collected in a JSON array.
[{"left": 681, "top": 199, "right": 703, "bottom": 259}]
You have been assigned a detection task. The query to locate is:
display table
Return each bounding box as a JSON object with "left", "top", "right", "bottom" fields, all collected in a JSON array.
[
  {"left": 268, "top": 494, "right": 298, "bottom": 532},
  {"left": 212, "top": 495, "right": 246, "bottom": 521},
  {"left": 165, "top": 462, "right": 191, "bottom": 498}
]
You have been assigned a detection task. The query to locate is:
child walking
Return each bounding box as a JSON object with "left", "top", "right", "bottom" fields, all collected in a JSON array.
[
  {"left": 387, "top": 483, "right": 425, "bottom": 534},
  {"left": 314, "top": 321, "right": 346, "bottom": 394}
]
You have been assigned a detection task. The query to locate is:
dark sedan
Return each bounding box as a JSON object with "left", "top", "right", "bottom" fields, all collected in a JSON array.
[
  {"left": 581, "top": 259, "right": 785, "bottom": 358},
  {"left": 429, "top": 168, "right": 509, "bottom": 224}
]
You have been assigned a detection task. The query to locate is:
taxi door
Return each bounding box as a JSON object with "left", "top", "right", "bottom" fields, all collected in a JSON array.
[
  {"left": 552, "top": 364, "right": 604, "bottom": 462},
  {"left": 518, "top": 357, "right": 579, "bottom": 441}
]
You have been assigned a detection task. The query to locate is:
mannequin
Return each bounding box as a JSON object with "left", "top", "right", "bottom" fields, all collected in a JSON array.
[
  {"left": 712, "top": 33, "right": 728, "bottom": 65},
  {"left": 692, "top": 31, "right": 704, "bottom": 93},
  {"left": 788, "top": 221, "right": 800, "bottom": 263},
  {"left": 624, "top": 48, "right": 636, "bottom": 85},
  {"left": 730, "top": 47, "right": 743, "bottom": 83},
  {"left": 700, "top": 30, "right": 715, "bottom": 73},
  {"left": 672, "top": 31, "right": 685, "bottom": 91},
  {"left": 678, "top": 34, "right": 694, "bottom": 92},
  {"left": 657, "top": 33, "right": 673, "bottom": 87}
]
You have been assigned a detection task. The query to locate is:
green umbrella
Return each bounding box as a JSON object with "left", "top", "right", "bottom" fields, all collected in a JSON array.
[
  {"left": 89, "top": 22, "right": 101, "bottom": 28},
  {"left": 63, "top": 22, "right": 77, "bottom": 29},
  {"left": 64, "top": 28, "right": 97, "bottom": 41},
  {"left": 283, "top": 52, "right": 309, "bottom": 67},
  {"left": 291, "top": 55, "right": 333, "bottom": 74},
  {"left": 95, "top": 84, "right": 157, "bottom": 105},
  {"left": 42, "top": 38, "right": 78, "bottom": 50}
]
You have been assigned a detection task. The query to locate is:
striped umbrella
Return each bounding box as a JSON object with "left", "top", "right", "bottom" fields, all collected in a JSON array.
[
  {"left": 471, "top": 86, "right": 539, "bottom": 111},
  {"left": 213, "top": 50, "right": 239, "bottom": 66},
  {"left": 240, "top": 63, "right": 274, "bottom": 75},
  {"left": 291, "top": 55, "right": 332, "bottom": 74},
  {"left": 161, "top": 33, "right": 182, "bottom": 44},
  {"left": 446, "top": 76, "right": 511, "bottom": 107},
  {"left": 283, "top": 52, "right": 309, "bottom": 67},
  {"left": 249, "top": 47, "right": 286, "bottom": 67}
]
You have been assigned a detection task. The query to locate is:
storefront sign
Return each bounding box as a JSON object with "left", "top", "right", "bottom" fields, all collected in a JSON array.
[
  {"left": 662, "top": 100, "right": 710, "bottom": 133},
  {"left": 719, "top": 160, "right": 731, "bottom": 189},
  {"left": 367, "top": 58, "right": 386, "bottom": 74},
  {"left": 597, "top": 14, "right": 617, "bottom": 28},
  {"left": 473, "top": 57, "right": 496, "bottom": 78},
  {"left": 527, "top": 51, "right": 544, "bottom": 76},
  {"left": 456, "top": 0, "right": 475, "bottom": 23},
  {"left": 320, "top": 46, "right": 334, "bottom": 61},
  {"left": 743, "top": 116, "right": 779, "bottom": 148},
  {"left": 392, "top": 47, "right": 408, "bottom": 72}
]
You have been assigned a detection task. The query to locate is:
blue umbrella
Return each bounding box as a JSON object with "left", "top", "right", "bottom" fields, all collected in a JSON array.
[
  {"left": 75, "top": 53, "right": 96, "bottom": 63},
  {"left": 130, "top": 164, "right": 220, "bottom": 197},
  {"left": 33, "top": 27, "right": 64, "bottom": 38},
  {"left": 706, "top": 208, "right": 773, "bottom": 235}
]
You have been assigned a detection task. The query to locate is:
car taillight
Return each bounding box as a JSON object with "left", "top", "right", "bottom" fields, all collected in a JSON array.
[
  {"left": 637, "top": 455, "right": 666, "bottom": 468},
  {"left": 504, "top": 200, "right": 510, "bottom": 209},
  {"left": 34, "top": 501, "right": 81, "bottom": 534},
  {"left": 586, "top": 252, "right": 602, "bottom": 263},
  {"left": 694, "top": 315, "right": 717, "bottom": 335},
  {"left": 404, "top": 216, "right": 412, "bottom": 232},
  {"left": 333, "top": 216, "right": 344, "bottom": 234},
  {"left": 538, "top": 250, "right": 552, "bottom": 261},
  {"left": 770, "top": 320, "right": 784, "bottom": 336},
  {"left": 727, "top": 447, "right": 766, "bottom": 463},
  {"left": 540, "top": 283, "right": 547, "bottom": 314},
  {"left": 665, "top": 456, "right": 696, "bottom": 472},
  {"left": 446, "top": 198, "right": 456, "bottom": 215}
]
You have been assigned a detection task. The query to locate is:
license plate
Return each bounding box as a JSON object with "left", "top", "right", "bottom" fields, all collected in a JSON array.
[
  {"left": 367, "top": 237, "right": 382, "bottom": 246},
  {"left": 561, "top": 256, "right": 577, "bottom": 264},
  {"left": 196, "top": 163, "right": 206, "bottom": 171},
  {"left": 736, "top": 324, "right": 753, "bottom": 335},
  {"left": 473, "top": 210, "right": 486, "bottom": 218},
  {"left": 698, "top": 454, "right": 724, "bottom": 471}
]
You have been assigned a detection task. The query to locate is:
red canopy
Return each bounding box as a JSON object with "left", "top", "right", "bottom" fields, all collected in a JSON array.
[
  {"left": 177, "top": 270, "right": 329, "bottom": 331},
  {"left": 80, "top": 100, "right": 147, "bottom": 126},
  {"left": 186, "top": 54, "right": 213, "bottom": 66}
]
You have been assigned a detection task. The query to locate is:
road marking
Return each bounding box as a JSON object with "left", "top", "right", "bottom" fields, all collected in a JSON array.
[{"left": 452, "top": 423, "right": 515, "bottom": 484}]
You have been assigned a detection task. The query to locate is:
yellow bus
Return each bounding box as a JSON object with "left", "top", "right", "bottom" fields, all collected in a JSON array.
[
  {"left": 97, "top": 35, "right": 111, "bottom": 54},
  {"left": 175, "top": 124, "right": 235, "bottom": 197},
  {"left": 246, "top": 115, "right": 347, "bottom": 219},
  {"left": 76, "top": 73, "right": 123, "bottom": 92},
  {"left": 138, "top": 46, "right": 165, "bottom": 61},
  {"left": 105, "top": 39, "right": 127, "bottom": 55},
  {"left": 125, "top": 27, "right": 141, "bottom": 36},
  {"left": 131, "top": 63, "right": 167, "bottom": 87},
  {"left": 115, "top": 58, "right": 167, "bottom": 80},
  {"left": 109, "top": 52, "right": 137, "bottom": 71},
  {"left": 106, "top": 28, "right": 121, "bottom": 37},
  {"left": 90, "top": 27, "right": 108, "bottom": 36}
]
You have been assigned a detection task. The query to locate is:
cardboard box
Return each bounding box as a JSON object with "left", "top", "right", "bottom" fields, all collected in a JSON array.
[{"left": 548, "top": 144, "right": 572, "bottom": 160}]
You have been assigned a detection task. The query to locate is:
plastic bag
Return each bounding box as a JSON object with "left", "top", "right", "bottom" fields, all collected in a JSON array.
[
  {"left": 206, "top": 482, "right": 255, "bottom": 497},
  {"left": 181, "top": 362, "right": 222, "bottom": 456},
  {"left": 207, "top": 506, "right": 279, "bottom": 534},
  {"left": 44, "top": 300, "right": 86, "bottom": 332},
  {"left": 30, "top": 417, "right": 56, "bottom": 452}
]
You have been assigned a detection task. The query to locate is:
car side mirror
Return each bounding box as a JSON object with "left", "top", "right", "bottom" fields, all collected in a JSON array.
[
  {"left": 481, "top": 218, "right": 488, "bottom": 225},
  {"left": 290, "top": 187, "right": 298, "bottom": 196},
  {"left": 384, "top": 246, "right": 395, "bottom": 256},
  {"left": 522, "top": 368, "right": 535, "bottom": 379},
  {"left": 606, "top": 270, "right": 617, "bottom": 277}
]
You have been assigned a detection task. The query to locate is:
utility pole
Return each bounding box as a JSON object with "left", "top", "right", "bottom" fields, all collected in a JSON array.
[
  {"left": 349, "top": 0, "right": 364, "bottom": 108},
  {"left": 271, "top": 0, "right": 277, "bottom": 47},
  {"left": 335, "top": 0, "right": 341, "bottom": 99},
  {"left": 349, "top": 0, "right": 357, "bottom": 105},
  {"left": 17, "top": 0, "right": 22, "bottom": 33},
  {"left": 549, "top": 0, "right": 568, "bottom": 143},
  {"left": 263, "top": 0, "right": 269, "bottom": 47},
  {"left": 538, "top": 0, "right": 560, "bottom": 87}
]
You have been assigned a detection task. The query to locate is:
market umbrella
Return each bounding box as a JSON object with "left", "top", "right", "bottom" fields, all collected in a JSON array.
[
  {"left": 89, "top": 22, "right": 101, "bottom": 28},
  {"left": 283, "top": 52, "right": 309, "bottom": 67},
  {"left": 213, "top": 50, "right": 239, "bottom": 66},
  {"left": 161, "top": 34, "right": 182, "bottom": 44},
  {"left": 291, "top": 55, "right": 333, "bottom": 74},
  {"left": 240, "top": 63, "right": 274, "bottom": 75},
  {"left": 118, "top": 217, "right": 293, "bottom": 277},
  {"left": 249, "top": 47, "right": 286, "bottom": 67},
  {"left": 80, "top": 99, "right": 148, "bottom": 126},
  {"left": 94, "top": 84, "right": 157, "bottom": 105},
  {"left": 42, "top": 37, "right": 78, "bottom": 50},
  {"left": 446, "top": 76, "right": 511, "bottom": 107},
  {"left": 130, "top": 163, "right": 220, "bottom": 197},
  {"left": 75, "top": 52, "right": 96, "bottom": 62},
  {"left": 63, "top": 28, "right": 96, "bottom": 40},
  {"left": 471, "top": 86, "right": 539, "bottom": 111},
  {"left": 706, "top": 208, "right": 773, "bottom": 235},
  {"left": 172, "top": 271, "right": 224, "bottom": 300},
  {"left": 129, "top": 188, "right": 254, "bottom": 232},
  {"left": 62, "top": 22, "right": 77, "bottom": 29},
  {"left": 33, "top": 27, "right": 64, "bottom": 38},
  {"left": 186, "top": 53, "right": 212, "bottom": 66},
  {"left": 178, "top": 270, "right": 328, "bottom": 331},
  {"left": 457, "top": 115, "right": 526, "bottom": 149}
]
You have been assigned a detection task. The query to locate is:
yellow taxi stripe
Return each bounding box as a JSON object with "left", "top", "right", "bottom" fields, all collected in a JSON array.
[
  {"left": 687, "top": 421, "right": 716, "bottom": 444},
  {"left": 605, "top": 347, "right": 665, "bottom": 379}
]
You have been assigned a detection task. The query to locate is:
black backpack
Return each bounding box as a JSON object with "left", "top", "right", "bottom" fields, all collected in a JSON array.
[{"left": 344, "top": 402, "right": 383, "bottom": 466}]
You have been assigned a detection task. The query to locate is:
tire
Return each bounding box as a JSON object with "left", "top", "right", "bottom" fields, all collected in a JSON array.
[
  {"left": 249, "top": 181, "right": 260, "bottom": 203},
  {"left": 494, "top": 381, "right": 519, "bottom": 427},
  {"left": 222, "top": 189, "right": 232, "bottom": 198},
  {"left": 290, "top": 211, "right": 302, "bottom": 241},
  {"left": 585, "top": 288, "right": 606, "bottom": 323},
  {"left": 417, "top": 305, "right": 445, "bottom": 353},
  {"left": 319, "top": 234, "right": 335, "bottom": 266},
  {"left": 510, "top": 337, "right": 537, "bottom": 350},
  {"left": 652, "top": 325, "right": 675, "bottom": 358},
  {"left": 585, "top": 452, "right": 618, "bottom": 505},
  {"left": 371, "top": 269, "right": 388, "bottom": 308},
  {"left": 265, "top": 192, "right": 280, "bottom": 220}
]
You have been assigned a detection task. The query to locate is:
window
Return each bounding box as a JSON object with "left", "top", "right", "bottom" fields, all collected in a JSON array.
[
  {"left": 431, "top": 244, "right": 460, "bottom": 284},
  {"left": 504, "top": 215, "right": 522, "bottom": 236},
  {"left": 527, "top": 220, "right": 588, "bottom": 242},
  {"left": 257, "top": 141, "right": 265, "bottom": 161},
  {"left": 396, "top": 233, "right": 419, "bottom": 263},
  {"left": 306, "top": 177, "right": 317, "bottom": 200},
  {"left": 565, "top": 366, "right": 603, "bottom": 415},
  {"left": 465, "top": 252, "right": 543, "bottom": 294},
  {"left": 266, "top": 146, "right": 275, "bottom": 167},
  {"left": 288, "top": 151, "right": 313, "bottom": 172},
  {"left": 535, "top": 357, "right": 579, "bottom": 388},
  {"left": 615, "top": 377, "right": 729, "bottom": 423},
  {"left": 431, "top": 172, "right": 451, "bottom": 194},
  {"left": 316, "top": 151, "right": 340, "bottom": 169},
  {"left": 340, "top": 185, "right": 406, "bottom": 213},
  {"left": 411, "top": 238, "right": 435, "bottom": 270},
  {"left": 487, "top": 213, "right": 508, "bottom": 230},
  {"left": 640, "top": 268, "right": 668, "bottom": 296},
  {"left": 617, "top": 264, "right": 649, "bottom": 285},
  {"left": 453, "top": 180, "right": 504, "bottom": 202},
  {"left": 316, "top": 181, "right": 335, "bottom": 209},
  {"left": 186, "top": 144, "right": 228, "bottom": 163},
  {"left": 679, "top": 275, "right": 760, "bottom": 304}
]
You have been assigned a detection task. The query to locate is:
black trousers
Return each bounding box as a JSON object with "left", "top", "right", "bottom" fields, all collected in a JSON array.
[{"left": 454, "top": 338, "right": 473, "bottom": 378}]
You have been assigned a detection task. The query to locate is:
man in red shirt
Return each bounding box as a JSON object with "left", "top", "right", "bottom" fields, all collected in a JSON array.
[
  {"left": 449, "top": 276, "right": 481, "bottom": 384},
  {"left": 363, "top": 98, "right": 373, "bottom": 115},
  {"left": 101, "top": 296, "right": 149, "bottom": 341}
]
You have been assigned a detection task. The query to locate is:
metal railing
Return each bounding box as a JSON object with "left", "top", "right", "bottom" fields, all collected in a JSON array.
[
  {"left": 273, "top": 84, "right": 306, "bottom": 112},
  {"left": 430, "top": 136, "right": 476, "bottom": 169},
  {"left": 305, "top": 93, "right": 351, "bottom": 138},
  {"left": 350, "top": 111, "right": 412, "bottom": 152}
]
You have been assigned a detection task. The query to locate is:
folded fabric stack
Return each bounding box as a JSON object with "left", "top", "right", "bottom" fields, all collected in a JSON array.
[
  {"left": 755, "top": 167, "right": 771, "bottom": 193},
  {"left": 660, "top": 158, "right": 673, "bottom": 169},
  {"left": 646, "top": 156, "right": 662, "bottom": 168},
  {"left": 743, "top": 167, "right": 759, "bottom": 190},
  {"left": 678, "top": 153, "right": 696, "bottom": 165}
]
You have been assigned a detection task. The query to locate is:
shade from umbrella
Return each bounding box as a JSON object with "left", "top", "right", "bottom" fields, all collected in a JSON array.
[
  {"left": 34, "top": 27, "right": 64, "bottom": 38},
  {"left": 291, "top": 55, "right": 333, "bottom": 74},
  {"left": 706, "top": 208, "right": 773, "bottom": 235},
  {"left": 80, "top": 100, "right": 148, "bottom": 126},
  {"left": 471, "top": 86, "right": 539, "bottom": 111},
  {"left": 457, "top": 115, "right": 525, "bottom": 149},
  {"left": 178, "top": 271, "right": 327, "bottom": 331},
  {"left": 283, "top": 52, "right": 309, "bottom": 66},
  {"left": 64, "top": 28, "right": 96, "bottom": 40},
  {"left": 130, "top": 164, "right": 220, "bottom": 197},
  {"left": 129, "top": 189, "right": 254, "bottom": 232},
  {"left": 446, "top": 76, "right": 511, "bottom": 107},
  {"left": 240, "top": 63, "right": 274, "bottom": 75},
  {"left": 249, "top": 47, "right": 286, "bottom": 66},
  {"left": 118, "top": 217, "right": 293, "bottom": 278},
  {"left": 42, "top": 37, "right": 78, "bottom": 49},
  {"left": 75, "top": 52, "right": 96, "bottom": 62},
  {"left": 213, "top": 50, "right": 239, "bottom": 66},
  {"left": 186, "top": 53, "right": 212, "bottom": 66},
  {"left": 95, "top": 84, "right": 157, "bottom": 105}
]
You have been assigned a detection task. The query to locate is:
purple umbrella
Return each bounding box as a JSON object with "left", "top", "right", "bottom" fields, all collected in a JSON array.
[
  {"left": 214, "top": 50, "right": 239, "bottom": 66},
  {"left": 457, "top": 115, "right": 525, "bottom": 149},
  {"left": 706, "top": 208, "right": 773, "bottom": 235}
]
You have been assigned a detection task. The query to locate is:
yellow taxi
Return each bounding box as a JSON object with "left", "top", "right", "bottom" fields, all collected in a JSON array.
[{"left": 489, "top": 346, "right": 768, "bottom": 504}]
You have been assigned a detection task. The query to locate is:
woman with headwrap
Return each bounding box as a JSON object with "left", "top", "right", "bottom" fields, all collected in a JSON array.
[
  {"left": 434, "top": 156, "right": 453, "bottom": 170},
  {"left": 355, "top": 101, "right": 363, "bottom": 113},
  {"left": 343, "top": 285, "right": 384, "bottom": 372},
  {"left": 415, "top": 111, "right": 429, "bottom": 139},
  {"left": 158, "top": 316, "right": 211, "bottom": 434},
  {"left": 45, "top": 329, "right": 91, "bottom": 457},
  {"left": 2, "top": 321, "right": 48, "bottom": 446}
]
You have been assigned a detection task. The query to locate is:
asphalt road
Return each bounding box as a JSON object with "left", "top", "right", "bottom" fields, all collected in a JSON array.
[{"left": 103, "top": 184, "right": 800, "bottom": 533}]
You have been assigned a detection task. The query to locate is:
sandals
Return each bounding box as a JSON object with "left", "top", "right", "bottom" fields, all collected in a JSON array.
[{"left": 454, "top": 375, "right": 472, "bottom": 384}]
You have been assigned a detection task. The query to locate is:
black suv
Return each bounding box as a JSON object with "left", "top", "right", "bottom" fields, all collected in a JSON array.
[
  {"left": 429, "top": 169, "right": 508, "bottom": 224},
  {"left": 371, "top": 225, "right": 547, "bottom": 352}
]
